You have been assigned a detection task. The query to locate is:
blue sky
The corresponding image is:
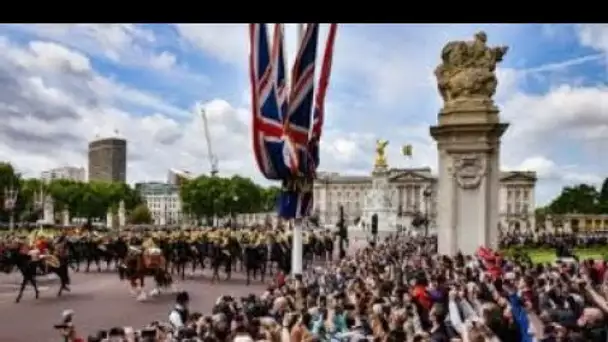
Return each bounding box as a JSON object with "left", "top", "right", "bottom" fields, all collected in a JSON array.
[{"left": 0, "top": 24, "right": 606, "bottom": 206}]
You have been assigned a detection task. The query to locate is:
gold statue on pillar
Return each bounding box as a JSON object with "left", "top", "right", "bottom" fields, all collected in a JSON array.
[{"left": 374, "top": 139, "right": 389, "bottom": 168}]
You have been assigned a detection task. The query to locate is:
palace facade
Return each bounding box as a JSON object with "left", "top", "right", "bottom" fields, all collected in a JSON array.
[{"left": 313, "top": 167, "right": 537, "bottom": 231}]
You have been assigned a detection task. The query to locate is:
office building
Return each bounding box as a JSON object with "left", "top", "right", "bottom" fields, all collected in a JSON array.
[
  {"left": 136, "top": 182, "right": 182, "bottom": 225},
  {"left": 167, "top": 168, "right": 194, "bottom": 186},
  {"left": 41, "top": 166, "right": 86, "bottom": 183},
  {"left": 88, "top": 137, "right": 127, "bottom": 182}
]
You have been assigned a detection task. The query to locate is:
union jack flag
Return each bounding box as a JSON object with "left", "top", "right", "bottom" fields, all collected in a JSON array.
[
  {"left": 249, "top": 23, "right": 319, "bottom": 181},
  {"left": 308, "top": 23, "right": 338, "bottom": 172},
  {"left": 249, "top": 23, "right": 337, "bottom": 219}
]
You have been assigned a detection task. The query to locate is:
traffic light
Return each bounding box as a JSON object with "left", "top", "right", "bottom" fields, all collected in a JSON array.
[{"left": 371, "top": 214, "right": 378, "bottom": 235}]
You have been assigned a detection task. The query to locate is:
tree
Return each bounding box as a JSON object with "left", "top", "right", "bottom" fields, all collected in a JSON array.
[
  {"left": 226, "top": 175, "right": 263, "bottom": 215},
  {"left": 548, "top": 184, "right": 601, "bottom": 214},
  {"left": 0, "top": 162, "right": 20, "bottom": 222},
  {"left": 179, "top": 174, "right": 278, "bottom": 225},
  {"left": 128, "top": 204, "right": 153, "bottom": 224},
  {"left": 598, "top": 177, "right": 608, "bottom": 213},
  {"left": 260, "top": 186, "right": 280, "bottom": 211},
  {"left": 18, "top": 178, "right": 45, "bottom": 222},
  {"left": 43, "top": 179, "right": 141, "bottom": 225}
]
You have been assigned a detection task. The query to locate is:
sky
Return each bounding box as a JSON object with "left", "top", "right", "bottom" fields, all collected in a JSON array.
[{"left": 0, "top": 24, "right": 606, "bottom": 206}]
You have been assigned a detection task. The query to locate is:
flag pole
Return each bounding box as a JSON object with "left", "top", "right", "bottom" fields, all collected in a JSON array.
[{"left": 291, "top": 23, "right": 305, "bottom": 280}]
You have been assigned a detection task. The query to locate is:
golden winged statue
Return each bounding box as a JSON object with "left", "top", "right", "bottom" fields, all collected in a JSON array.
[{"left": 375, "top": 139, "right": 389, "bottom": 168}]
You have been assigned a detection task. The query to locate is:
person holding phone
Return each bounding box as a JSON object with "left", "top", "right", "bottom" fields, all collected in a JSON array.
[
  {"left": 169, "top": 291, "right": 191, "bottom": 333},
  {"left": 54, "top": 310, "right": 84, "bottom": 342}
]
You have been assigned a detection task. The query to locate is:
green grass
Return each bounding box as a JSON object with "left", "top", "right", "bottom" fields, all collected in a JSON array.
[{"left": 501, "top": 248, "right": 606, "bottom": 264}]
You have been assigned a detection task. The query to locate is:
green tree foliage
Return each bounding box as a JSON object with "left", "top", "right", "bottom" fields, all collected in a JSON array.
[
  {"left": 599, "top": 177, "right": 608, "bottom": 213},
  {"left": 0, "top": 162, "right": 21, "bottom": 222},
  {"left": 0, "top": 161, "right": 277, "bottom": 225},
  {"left": 179, "top": 175, "right": 279, "bottom": 224},
  {"left": 547, "top": 183, "right": 603, "bottom": 214},
  {"left": 128, "top": 204, "right": 153, "bottom": 224},
  {"left": 0, "top": 162, "right": 144, "bottom": 224},
  {"left": 261, "top": 186, "right": 281, "bottom": 211}
]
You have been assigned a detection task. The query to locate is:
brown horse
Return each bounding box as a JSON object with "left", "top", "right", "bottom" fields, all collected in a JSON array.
[{"left": 119, "top": 248, "right": 173, "bottom": 301}]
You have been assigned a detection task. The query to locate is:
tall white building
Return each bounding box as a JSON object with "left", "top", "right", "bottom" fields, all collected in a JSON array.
[
  {"left": 41, "top": 166, "right": 86, "bottom": 183},
  {"left": 136, "top": 182, "right": 183, "bottom": 225},
  {"left": 313, "top": 167, "right": 537, "bottom": 232}
]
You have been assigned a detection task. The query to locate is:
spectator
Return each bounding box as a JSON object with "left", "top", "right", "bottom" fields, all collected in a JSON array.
[
  {"left": 169, "top": 291, "right": 190, "bottom": 331},
  {"left": 70, "top": 233, "right": 608, "bottom": 342}
]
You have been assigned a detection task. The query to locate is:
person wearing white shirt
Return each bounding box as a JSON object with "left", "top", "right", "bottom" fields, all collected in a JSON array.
[{"left": 169, "top": 291, "right": 190, "bottom": 331}]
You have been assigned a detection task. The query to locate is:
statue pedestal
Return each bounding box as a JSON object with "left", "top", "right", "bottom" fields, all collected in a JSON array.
[
  {"left": 43, "top": 196, "right": 54, "bottom": 224},
  {"left": 362, "top": 167, "right": 397, "bottom": 234},
  {"left": 61, "top": 209, "right": 70, "bottom": 226},
  {"left": 430, "top": 105, "right": 508, "bottom": 255},
  {"left": 106, "top": 212, "right": 114, "bottom": 230},
  {"left": 118, "top": 201, "right": 126, "bottom": 228}
]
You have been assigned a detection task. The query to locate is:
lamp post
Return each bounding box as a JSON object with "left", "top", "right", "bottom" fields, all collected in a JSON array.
[
  {"left": 163, "top": 201, "right": 168, "bottom": 227},
  {"left": 231, "top": 195, "right": 239, "bottom": 228},
  {"left": 4, "top": 184, "right": 19, "bottom": 231},
  {"left": 423, "top": 187, "right": 432, "bottom": 237},
  {"left": 338, "top": 205, "right": 347, "bottom": 258}
]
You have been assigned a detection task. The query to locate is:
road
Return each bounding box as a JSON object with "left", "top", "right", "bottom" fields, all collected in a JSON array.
[
  {"left": 0, "top": 268, "right": 267, "bottom": 342},
  {"left": 0, "top": 238, "right": 369, "bottom": 342}
]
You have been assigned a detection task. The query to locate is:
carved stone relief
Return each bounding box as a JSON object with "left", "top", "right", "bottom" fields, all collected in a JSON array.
[{"left": 452, "top": 154, "right": 487, "bottom": 189}]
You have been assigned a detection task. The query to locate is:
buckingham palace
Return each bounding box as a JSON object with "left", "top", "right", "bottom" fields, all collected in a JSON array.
[{"left": 312, "top": 167, "right": 537, "bottom": 232}]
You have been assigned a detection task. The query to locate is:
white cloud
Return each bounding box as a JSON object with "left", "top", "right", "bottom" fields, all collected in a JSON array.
[
  {"left": 6, "top": 24, "right": 156, "bottom": 66},
  {"left": 0, "top": 33, "right": 364, "bottom": 188},
  {"left": 576, "top": 24, "right": 608, "bottom": 53},
  {"left": 515, "top": 155, "right": 601, "bottom": 187},
  {"left": 3, "top": 24, "right": 210, "bottom": 95},
  {"left": 150, "top": 51, "right": 177, "bottom": 70},
  {"left": 0, "top": 24, "right": 606, "bottom": 208}
]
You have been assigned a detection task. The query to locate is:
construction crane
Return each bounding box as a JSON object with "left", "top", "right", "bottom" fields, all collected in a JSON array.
[{"left": 198, "top": 104, "right": 219, "bottom": 176}]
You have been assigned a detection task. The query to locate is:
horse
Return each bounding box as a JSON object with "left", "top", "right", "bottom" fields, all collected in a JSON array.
[
  {"left": 242, "top": 244, "right": 267, "bottom": 285},
  {"left": 119, "top": 247, "right": 174, "bottom": 301},
  {"left": 209, "top": 241, "right": 233, "bottom": 283},
  {"left": 0, "top": 242, "right": 71, "bottom": 303},
  {"left": 169, "top": 240, "right": 191, "bottom": 280}
]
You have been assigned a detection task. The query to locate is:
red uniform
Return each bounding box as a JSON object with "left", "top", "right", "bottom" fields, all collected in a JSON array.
[
  {"left": 412, "top": 284, "right": 432, "bottom": 311},
  {"left": 35, "top": 239, "right": 48, "bottom": 253}
]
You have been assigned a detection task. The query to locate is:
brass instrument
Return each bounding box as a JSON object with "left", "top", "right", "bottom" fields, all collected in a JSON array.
[{"left": 43, "top": 255, "right": 60, "bottom": 268}]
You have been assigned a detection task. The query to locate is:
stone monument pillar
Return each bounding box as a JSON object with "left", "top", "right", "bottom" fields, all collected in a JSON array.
[
  {"left": 106, "top": 211, "right": 114, "bottom": 230},
  {"left": 545, "top": 217, "right": 554, "bottom": 233},
  {"left": 118, "top": 200, "right": 126, "bottom": 228},
  {"left": 43, "top": 195, "right": 54, "bottom": 224},
  {"left": 62, "top": 209, "right": 70, "bottom": 226},
  {"left": 429, "top": 32, "right": 509, "bottom": 255},
  {"left": 361, "top": 140, "right": 397, "bottom": 238}
]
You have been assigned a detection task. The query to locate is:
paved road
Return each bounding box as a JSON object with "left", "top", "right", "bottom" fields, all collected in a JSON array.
[
  {"left": 0, "top": 238, "right": 370, "bottom": 342},
  {"left": 0, "top": 268, "right": 267, "bottom": 342}
]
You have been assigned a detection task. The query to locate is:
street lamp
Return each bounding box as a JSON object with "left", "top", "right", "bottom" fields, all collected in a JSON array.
[
  {"left": 423, "top": 187, "right": 432, "bottom": 237},
  {"left": 338, "top": 205, "right": 347, "bottom": 258},
  {"left": 4, "top": 184, "right": 19, "bottom": 231},
  {"left": 231, "top": 195, "right": 239, "bottom": 228}
]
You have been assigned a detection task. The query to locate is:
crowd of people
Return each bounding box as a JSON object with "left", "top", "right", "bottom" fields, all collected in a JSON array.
[{"left": 49, "top": 231, "right": 608, "bottom": 342}]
